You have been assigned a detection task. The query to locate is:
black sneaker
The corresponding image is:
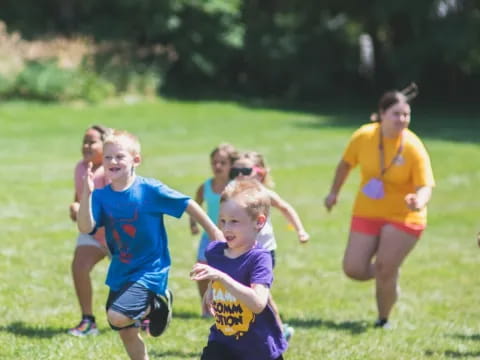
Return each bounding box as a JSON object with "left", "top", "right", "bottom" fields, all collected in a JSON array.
[{"left": 148, "top": 289, "right": 173, "bottom": 337}]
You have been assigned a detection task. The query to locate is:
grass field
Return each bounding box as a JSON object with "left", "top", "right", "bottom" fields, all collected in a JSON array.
[{"left": 1, "top": 98, "right": 479, "bottom": 359}]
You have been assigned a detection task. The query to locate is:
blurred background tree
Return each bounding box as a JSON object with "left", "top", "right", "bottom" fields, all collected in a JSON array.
[{"left": 1, "top": 0, "right": 479, "bottom": 102}]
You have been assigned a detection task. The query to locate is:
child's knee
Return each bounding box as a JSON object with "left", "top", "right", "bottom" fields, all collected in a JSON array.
[{"left": 107, "top": 309, "right": 133, "bottom": 329}]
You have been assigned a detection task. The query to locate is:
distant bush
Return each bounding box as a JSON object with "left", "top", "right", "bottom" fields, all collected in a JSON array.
[
  {"left": 0, "top": 21, "right": 170, "bottom": 102},
  {"left": 12, "top": 61, "right": 114, "bottom": 102}
]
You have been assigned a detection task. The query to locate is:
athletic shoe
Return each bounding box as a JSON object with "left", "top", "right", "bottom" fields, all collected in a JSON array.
[
  {"left": 148, "top": 289, "right": 173, "bottom": 337},
  {"left": 374, "top": 318, "right": 392, "bottom": 330},
  {"left": 68, "top": 318, "right": 99, "bottom": 337},
  {"left": 282, "top": 323, "right": 295, "bottom": 342}
]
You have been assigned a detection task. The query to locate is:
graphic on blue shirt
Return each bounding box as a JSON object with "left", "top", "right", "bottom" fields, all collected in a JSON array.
[{"left": 107, "top": 209, "right": 138, "bottom": 264}]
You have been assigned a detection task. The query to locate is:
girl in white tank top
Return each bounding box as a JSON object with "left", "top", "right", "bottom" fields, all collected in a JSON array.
[{"left": 229, "top": 151, "right": 310, "bottom": 342}]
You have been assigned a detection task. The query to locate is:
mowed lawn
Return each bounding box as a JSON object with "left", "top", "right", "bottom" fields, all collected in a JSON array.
[{"left": 0, "top": 99, "right": 479, "bottom": 360}]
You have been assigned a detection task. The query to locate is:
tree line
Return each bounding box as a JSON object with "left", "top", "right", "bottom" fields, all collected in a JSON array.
[{"left": 2, "top": 0, "right": 479, "bottom": 102}]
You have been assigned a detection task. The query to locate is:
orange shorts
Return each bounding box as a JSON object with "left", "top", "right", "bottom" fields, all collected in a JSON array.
[{"left": 351, "top": 216, "right": 425, "bottom": 238}]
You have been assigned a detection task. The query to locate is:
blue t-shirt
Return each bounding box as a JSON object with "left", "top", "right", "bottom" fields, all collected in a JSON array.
[
  {"left": 206, "top": 241, "right": 288, "bottom": 360},
  {"left": 91, "top": 176, "right": 190, "bottom": 294}
]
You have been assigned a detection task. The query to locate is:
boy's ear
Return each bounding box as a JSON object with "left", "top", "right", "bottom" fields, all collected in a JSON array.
[
  {"left": 133, "top": 154, "right": 142, "bottom": 167},
  {"left": 255, "top": 214, "right": 267, "bottom": 230}
]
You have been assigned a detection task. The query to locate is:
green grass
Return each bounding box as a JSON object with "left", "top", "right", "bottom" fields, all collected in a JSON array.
[{"left": 1, "top": 99, "right": 480, "bottom": 359}]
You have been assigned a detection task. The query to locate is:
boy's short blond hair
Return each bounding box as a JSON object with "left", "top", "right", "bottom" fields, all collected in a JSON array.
[
  {"left": 104, "top": 129, "right": 141, "bottom": 156},
  {"left": 221, "top": 179, "right": 270, "bottom": 220}
]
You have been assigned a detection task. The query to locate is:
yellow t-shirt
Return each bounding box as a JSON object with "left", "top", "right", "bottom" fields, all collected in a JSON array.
[{"left": 343, "top": 122, "right": 435, "bottom": 225}]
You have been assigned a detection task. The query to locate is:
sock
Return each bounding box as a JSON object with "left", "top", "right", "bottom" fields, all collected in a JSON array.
[
  {"left": 376, "top": 318, "right": 388, "bottom": 326},
  {"left": 82, "top": 314, "right": 96, "bottom": 322}
]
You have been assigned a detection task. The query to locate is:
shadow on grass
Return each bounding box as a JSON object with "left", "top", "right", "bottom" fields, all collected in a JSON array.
[
  {"left": 150, "top": 350, "right": 201, "bottom": 358},
  {"left": 450, "top": 333, "right": 480, "bottom": 341},
  {"left": 173, "top": 309, "right": 205, "bottom": 320},
  {"left": 285, "top": 317, "right": 369, "bottom": 335},
  {"left": 289, "top": 106, "right": 480, "bottom": 145},
  {"left": 444, "top": 350, "right": 480, "bottom": 358},
  {"left": 0, "top": 321, "right": 65, "bottom": 338},
  {"left": 163, "top": 91, "right": 480, "bottom": 144}
]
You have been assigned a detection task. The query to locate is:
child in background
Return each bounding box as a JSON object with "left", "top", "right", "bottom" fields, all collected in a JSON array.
[
  {"left": 68, "top": 125, "right": 110, "bottom": 337},
  {"left": 78, "top": 129, "right": 224, "bottom": 360},
  {"left": 230, "top": 151, "right": 310, "bottom": 341},
  {"left": 191, "top": 179, "right": 287, "bottom": 360},
  {"left": 190, "top": 143, "right": 237, "bottom": 316}
]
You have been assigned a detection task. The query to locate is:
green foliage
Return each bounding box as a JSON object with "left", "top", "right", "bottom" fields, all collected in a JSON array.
[
  {"left": 0, "top": 73, "right": 16, "bottom": 96},
  {"left": 11, "top": 61, "right": 114, "bottom": 102},
  {"left": 1, "top": 0, "right": 480, "bottom": 100},
  {"left": 15, "top": 61, "right": 77, "bottom": 101}
]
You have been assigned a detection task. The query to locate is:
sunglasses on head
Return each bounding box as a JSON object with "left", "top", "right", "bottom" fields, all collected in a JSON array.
[{"left": 229, "top": 167, "right": 253, "bottom": 179}]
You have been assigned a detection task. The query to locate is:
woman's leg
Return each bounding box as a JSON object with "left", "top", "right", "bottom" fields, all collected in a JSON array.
[
  {"left": 374, "top": 225, "right": 418, "bottom": 320},
  {"left": 343, "top": 231, "right": 379, "bottom": 281},
  {"left": 72, "top": 245, "right": 106, "bottom": 315}
]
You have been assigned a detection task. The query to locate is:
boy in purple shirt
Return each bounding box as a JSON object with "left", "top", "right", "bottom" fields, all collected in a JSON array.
[{"left": 190, "top": 179, "right": 287, "bottom": 360}]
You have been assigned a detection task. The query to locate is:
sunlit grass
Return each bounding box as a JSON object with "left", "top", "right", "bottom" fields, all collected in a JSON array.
[{"left": 1, "top": 99, "right": 479, "bottom": 359}]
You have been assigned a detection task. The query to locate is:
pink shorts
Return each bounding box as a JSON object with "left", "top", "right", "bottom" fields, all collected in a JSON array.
[{"left": 351, "top": 216, "right": 425, "bottom": 238}]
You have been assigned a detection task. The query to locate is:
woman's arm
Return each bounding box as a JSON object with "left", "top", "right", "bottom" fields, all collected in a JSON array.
[
  {"left": 405, "top": 185, "right": 433, "bottom": 211},
  {"left": 324, "top": 159, "right": 352, "bottom": 211}
]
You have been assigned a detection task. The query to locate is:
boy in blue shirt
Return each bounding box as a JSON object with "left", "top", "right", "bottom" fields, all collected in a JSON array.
[{"left": 78, "top": 130, "right": 224, "bottom": 360}]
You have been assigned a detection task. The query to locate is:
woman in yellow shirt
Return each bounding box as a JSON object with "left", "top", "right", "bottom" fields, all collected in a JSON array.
[{"left": 324, "top": 85, "right": 435, "bottom": 329}]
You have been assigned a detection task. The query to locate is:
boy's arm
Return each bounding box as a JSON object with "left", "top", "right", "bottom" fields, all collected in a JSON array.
[
  {"left": 190, "top": 263, "right": 269, "bottom": 314},
  {"left": 202, "top": 281, "right": 214, "bottom": 316},
  {"left": 189, "top": 184, "right": 204, "bottom": 235},
  {"left": 77, "top": 163, "right": 96, "bottom": 234},
  {"left": 269, "top": 190, "right": 310, "bottom": 243},
  {"left": 186, "top": 199, "right": 224, "bottom": 241}
]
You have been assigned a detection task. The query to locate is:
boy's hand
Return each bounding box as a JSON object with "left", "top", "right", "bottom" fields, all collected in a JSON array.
[
  {"left": 202, "top": 286, "right": 214, "bottom": 317},
  {"left": 298, "top": 230, "right": 310, "bottom": 244},
  {"left": 69, "top": 202, "right": 80, "bottom": 222},
  {"left": 83, "top": 162, "right": 95, "bottom": 195},
  {"left": 190, "top": 263, "right": 223, "bottom": 282}
]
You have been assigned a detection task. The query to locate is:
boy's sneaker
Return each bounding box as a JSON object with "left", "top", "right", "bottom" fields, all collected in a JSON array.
[
  {"left": 68, "top": 318, "right": 99, "bottom": 337},
  {"left": 282, "top": 323, "right": 295, "bottom": 342},
  {"left": 148, "top": 289, "right": 173, "bottom": 337}
]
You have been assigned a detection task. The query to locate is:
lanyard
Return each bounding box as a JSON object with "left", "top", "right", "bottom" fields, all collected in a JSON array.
[{"left": 379, "top": 130, "right": 404, "bottom": 177}]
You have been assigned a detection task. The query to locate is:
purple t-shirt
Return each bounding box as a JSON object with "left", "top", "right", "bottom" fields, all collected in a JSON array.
[{"left": 205, "top": 241, "right": 287, "bottom": 360}]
